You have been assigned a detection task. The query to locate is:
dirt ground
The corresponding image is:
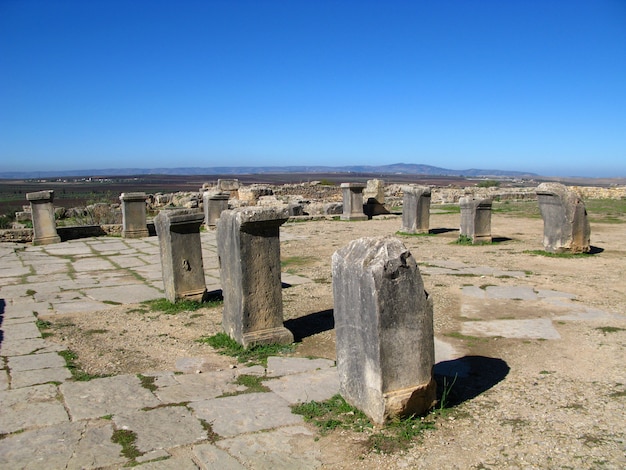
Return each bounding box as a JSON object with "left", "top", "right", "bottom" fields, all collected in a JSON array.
[{"left": 43, "top": 211, "right": 626, "bottom": 468}]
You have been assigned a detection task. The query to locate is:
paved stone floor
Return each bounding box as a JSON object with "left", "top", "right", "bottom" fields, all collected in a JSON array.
[{"left": 1, "top": 233, "right": 619, "bottom": 468}]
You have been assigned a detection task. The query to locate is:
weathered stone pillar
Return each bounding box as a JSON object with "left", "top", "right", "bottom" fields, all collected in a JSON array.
[
  {"left": 340, "top": 183, "right": 368, "bottom": 221},
  {"left": 120, "top": 192, "right": 149, "bottom": 238},
  {"left": 401, "top": 186, "right": 431, "bottom": 234},
  {"left": 459, "top": 197, "right": 493, "bottom": 243},
  {"left": 154, "top": 209, "right": 207, "bottom": 302},
  {"left": 332, "top": 236, "right": 436, "bottom": 424},
  {"left": 536, "top": 183, "right": 590, "bottom": 253},
  {"left": 203, "top": 192, "right": 230, "bottom": 228},
  {"left": 217, "top": 206, "right": 293, "bottom": 347},
  {"left": 364, "top": 179, "right": 388, "bottom": 217},
  {"left": 26, "top": 190, "right": 60, "bottom": 245}
]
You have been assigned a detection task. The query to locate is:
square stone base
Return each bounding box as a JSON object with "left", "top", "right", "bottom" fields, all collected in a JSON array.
[
  {"left": 241, "top": 327, "right": 294, "bottom": 348},
  {"left": 32, "top": 235, "right": 61, "bottom": 246},
  {"left": 122, "top": 229, "right": 149, "bottom": 239},
  {"left": 382, "top": 377, "right": 437, "bottom": 422}
]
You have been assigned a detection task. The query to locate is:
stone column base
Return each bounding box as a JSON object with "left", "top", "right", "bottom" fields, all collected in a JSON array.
[
  {"left": 175, "top": 288, "right": 207, "bottom": 303},
  {"left": 340, "top": 214, "right": 368, "bottom": 221},
  {"left": 472, "top": 235, "right": 492, "bottom": 244},
  {"left": 382, "top": 377, "right": 437, "bottom": 420},
  {"left": 241, "top": 327, "right": 294, "bottom": 348},
  {"left": 122, "top": 229, "right": 149, "bottom": 239},
  {"left": 32, "top": 235, "right": 61, "bottom": 246}
]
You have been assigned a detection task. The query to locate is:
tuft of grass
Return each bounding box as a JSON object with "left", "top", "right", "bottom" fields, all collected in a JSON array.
[
  {"left": 35, "top": 319, "right": 53, "bottom": 338},
  {"left": 137, "top": 374, "right": 157, "bottom": 392},
  {"left": 84, "top": 329, "right": 108, "bottom": 335},
  {"left": 281, "top": 256, "right": 315, "bottom": 268},
  {"left": 25, "top": 289, "right": 37, "bottom": 296},
  {"left": 111, "top": 429, "right": 143, "bottom": 461},
  {"left": 141, "top": 297, "right": 221, "bottom": 315},
  {"left": 456, "top": 234, "right": 474, "bottom": 245},
  {"left": 596, "top": 326, "right": 625, "bottom": 334},
  {"left": 366, "top": 415, "right": 436, "bottom": 454},
  {"left": 221, "top": 374, "right": 271, "bottom": 396},
  {"left": 197, "top": 332, "right": 294, "bottom": 365},
  {"left": 292, "top": 394, "right": 372, "bottom": 435},
  {"left": 58, "top": 350, "right": 107, "bottom": 381},
  {"left": 199, "top": 418, "right": 220, "bottom": 443},
  {"left": 395, "top": 231, "right": 435, "bottom": 237},
  {"left": 102, "top": 300, "right": 122, "bottom": 306}
]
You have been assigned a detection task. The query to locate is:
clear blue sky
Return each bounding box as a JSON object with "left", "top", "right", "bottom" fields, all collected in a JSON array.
[{"left": 1, "top": 0, "right": 625, "bottom": 177}]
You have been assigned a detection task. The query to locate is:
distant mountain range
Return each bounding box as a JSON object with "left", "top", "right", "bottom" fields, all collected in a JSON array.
[{"left": 0, "top": 163, "right": 537, "bottom": 179}]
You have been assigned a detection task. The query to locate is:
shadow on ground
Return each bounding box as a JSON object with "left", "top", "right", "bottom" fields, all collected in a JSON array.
[
  {"left": 429, "top": 228, "right": 458, "bottom": 234},
  {"left": 285, "top": 309, "right": 335, "bottom": 342},
  {"left": 434, "top": 355, "right": 510, "bottom": 407}
]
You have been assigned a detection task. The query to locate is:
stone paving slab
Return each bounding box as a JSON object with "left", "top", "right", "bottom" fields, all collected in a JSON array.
[
  {"left": 2, "top": 321, "right": 42, "bottom": 340},
  {"left": 0, "top": 369, "right": 9, "bottom": 391},
  {"left": 113, "top": 406, "right": 206, "bottom": 453},
  {"left": 0, "top": 266, "right": 32, "bottom": 278},
  {"left": 137, "top": 456, "right": 200, "bottom": 469},
  {"left": 0, "top": 383, "right": 69, "bottom": 434},
  {"left": 108, "top": 254, "right": 150, "bottom": 268},
  {"left": 462, "top": 318, "right": 561, "bottom": 340},
  {"left": 266, "top": 356, "right": 335, "bottom": 377},
  {"left": 0, "top": 337, "right": 65, "bottom": 356},
  {"left": 154, "top": 370, "right": 240, "bottom": 403},
  {"left": 485, "top": 285, "right": 538, "bottom": 300},
  {"left": 0, "top": 420, "right": 125, "bottom": 470},
  {"left": 193, "top": 443, "right": 247, "bottom": 469},
  {"left": 190, "top": 392, "right": 303, "bottom": 437},
  {"left": 72, "top": 257, "right": 118, "bottom": 272},
  {"left": 85, "top": 284, "right": 162, "bottom": 303},
  {"left": 10, "top": 366, "right": 73, "bottom": 388},
  {"left": 8, "top": 351, "right": 66, "bottom": 371},
  {"left": 61, "top": 374, "right": 161, "bottom": 420},
  {"left": 50, "top": 300, "right": 112, "bottom": 314},
  {"left": 264, "top": 367, "right": 339, "bottom": 404},
  {"left": 216, "top": 425, "right": 322, "bottom": 470}
]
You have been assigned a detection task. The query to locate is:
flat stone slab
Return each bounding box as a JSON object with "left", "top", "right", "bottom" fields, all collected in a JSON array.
[
  {"left": 2, "top": 321, "right": 42, "bottom": 340},
  {"left": 113, "top": 406, "right": 206, "bottom": 453},
  {"left": 84, "top": 284, "right": 161, "bottom": 303},
  {"left": 71, "top": 257, "right": 118, "bottom": 272},
  {"left": 264, "top": 368, "right": 339, "bottom": 404},
  {"left": 217, "top": 425, "right": 322, "bottom": 470},
  {"left": 266, "top": 357, "right": 336, "bottom": 377},
  {"left": 0, "top": 337, "right": 65, "bottom": 356},
  {"left": 193, "top": 443, "right": 247, "bottom": 469},
  {"left": 484, "top": 286, "right": 538, "bottom": 300},
  {"left": 8, "top": 351, "right": 66, "bottom": 371},
  {"left": 189, "top": 392, "right": 303, "bottom": 437},
  {"left": 462, "top": 318, "right": 561, "bottom": 340},
  {"left": 50, "top": 300, "right": 112, "bottom": 314},
  {"left": 11, "top": 367, "right": 73, "bottom": 388},
  {"left": 61, "top": 374, "right": 161, "bottom": 420},
  {"left": 154, "top": 370, "right": 240, "bottom": 403},
  {"left": 134, "top": 456, "right": 200, "bottom": 469},
  {"left": 0, "top": 420, "right": 125, "bottom": 470},
  {"left": 0, "top": 384, "right": 69, "bottom": 434}
]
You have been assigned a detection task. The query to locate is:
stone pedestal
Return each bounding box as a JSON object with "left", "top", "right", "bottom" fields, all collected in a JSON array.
[
  {"left": 26, "top": 190, "right": 61, "bottom": 246},
  {"left": 401, "top": 186, "right": 431, "bottom": 234},
  {"left": 154, "top": 209, "right": 207, "bottom": 302},
  {"left": 217, "top": 206, "right": 293, "bottom": 347},
  {"left": 460, "top": 197, "right": 493, "bottom": 243},
  {"left": 340, "top": 183, "right": 368, "bottom": 221},
  {"left": 203, "top": 192, "right": 230, "bottom": 228},
  {"left": 120, "top": 192, "right": 149, "bottom": 238},
  {"left": 332, "top": 236, "right": 436, "bottom": 424},
  {"left": 536, "top": 183, "right": 590, "bottom": 253}
]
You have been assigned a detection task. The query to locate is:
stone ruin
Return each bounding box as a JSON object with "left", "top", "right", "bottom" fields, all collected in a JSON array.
[
  {"left": 216, "top": 206, "right": 294, "bottom": 347},
  {"left": 26, "top": 190, "right": 61, "bottom": 245},
  {"left": 536, "top": 182, "right": 590, "bottom": 253},
  {"left": 340, "top": 183, "right": 368, "bottom": 221},
  {"left": 120, "top": 192, "right": 149, "bottom": 238},
  {"left": 332, "top": 236, "right": 436, "bottom": 424},
  {"left": 154, "top": 209, "right": 207, "bottom": 302},
  {"left": 459, "top": 196, "right": 493, "bottom": 244},
  {"left": 401, "top": 185, "right": 431, "bottom": 234}
]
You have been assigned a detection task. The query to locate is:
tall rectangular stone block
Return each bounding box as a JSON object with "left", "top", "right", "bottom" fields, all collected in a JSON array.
[
  {"left": 120, "top": 192, "right": 149, "bottom": 238},
  {"left": 26, "top": 190, "right": 60, "bottom": 246},
  {"left": 332, "top": 236, "right": 436, "bottom": 424},
  {"left": 154, "top": 209, "right": 207, "bottom": 302},
  {"left": 340, "top": 183, "right": 368, "bottom": 221},
  {"left": 536, "top": 182, "right": 590, "bottom": 253},
  {"left": 401, "top": 186, "right": 431, "bottom": 234},
  {"left": 203, "top": 192, "right": 230, "bottom": 228},
  {"left": 460, "top": 197, "right": 492, "bottom": 243},
  {"left": 216, "top": 206, "right": 293, "bottom": 347}
]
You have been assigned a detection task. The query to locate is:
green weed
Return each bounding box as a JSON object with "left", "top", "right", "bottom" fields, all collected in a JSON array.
[
  {"left": 137, "top": 374, "right": 157, "bottom": 392},
  {"left": 58, "top": 350, "right": 106, "bottom": 381},
  {"left": 595, "top": 326, "right": 625, "bottom": 334},
  {"left": 111, "top": 429, "right": 143, "bottom": 461},
  {"left": 197, "top": 332, "right": 294, "bottom": 365},
  {"left": 524, "top": 250, "right": 592, "bottom": 258},
  {"left": 141, "top": 297, "right": 221, "bottom": 315}
]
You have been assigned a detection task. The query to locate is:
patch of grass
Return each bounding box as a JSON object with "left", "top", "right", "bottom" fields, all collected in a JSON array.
[
  {"left": 111, "top": 429, "right": 143, "bottom": 461},
  {"left": 101, "top": 414, "right": 113, "bottom": 420},
  {"left": 141, "top": 297, "right": 221, "bottom": 315},
  {"left": 281, "top": 256, "right": 315, "bottom": 268},
  {"left": 596, "top": 326, "right": 625, "bottom": 334},
  {"left": 221, "top": 374, "right": 271, "bottom": 396},
  {"left": 137, "top": 374, "right": 157, "bottom": 392},
  {"left": 197, "top": 332, "right": 294, "bottom": 365},
  {"left": 84, "top": 329, "right": 108, "bottom": 335},
  {"left": 539, "top": 370, "right": 554, "bottom": 375},
  {"left": 479, "top": 284, "right": 495, "bottom": 290},
  {"left": 395, "top": 231, "right": 435, "bottom": 237},
  {"left": 199, "top": 418, "right": 220, "bottom": 443},
  {"left": 585, "top": 198, "right": 626, "bottom": 224},
  {"left": 456, "top": 234, "right": 474, "bottom": 245},
  {"left": 367, "top": 415, "right": 436, "bottom": 454},
  {"left": 434, "top": 204, "right": 460, "bottom": 214},
  {"left": 102, "top": 300, "right": 122, "bottom": 305},
  {"left": 127, "top": 308, "right": 148, "bottom": 314},
  {"left": 59, "top": 350, "right": 106, "bottom": 381},
  {"left": 292, "top": 394, "right": 372, "bottom": 434},
  {"left": 524, "top": 250, "right": 592, "bottom": 258},
  {"left": 25, "top": 289, "right": 37, "bottom": 296},
  {"left": 35, "top": 319, "right": 53, "bottom": 338}
]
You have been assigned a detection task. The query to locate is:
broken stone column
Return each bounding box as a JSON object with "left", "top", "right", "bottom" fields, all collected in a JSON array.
[
  {"left": 401, "top": 186, "right": 431, "bottom": 234},
  {"left": 536, "top": 182, "right": 590, "bottom": 253},
  {"left": 203, "top": 192, "right": 230, "bottom": 228},
  {"left": 217, "top": 206, "right": 293, "bottom": 347},
  {"left": 340, "top": 183, "right": 368, "bottom": 221},
  {"left": 332, "top": 236, "right": 436, "bottom": 424},
  {"left": 154, "top": 209, "right": 207, "bottom": 302},
  {"left": 26, "top": 190, "right": 61, "bottom": 245},
  {"left": 120, "top": 192, "right": 149, "bottom": 238},
  {"left": 459, "top": 197, "right": 493, "bottom": 243}
]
